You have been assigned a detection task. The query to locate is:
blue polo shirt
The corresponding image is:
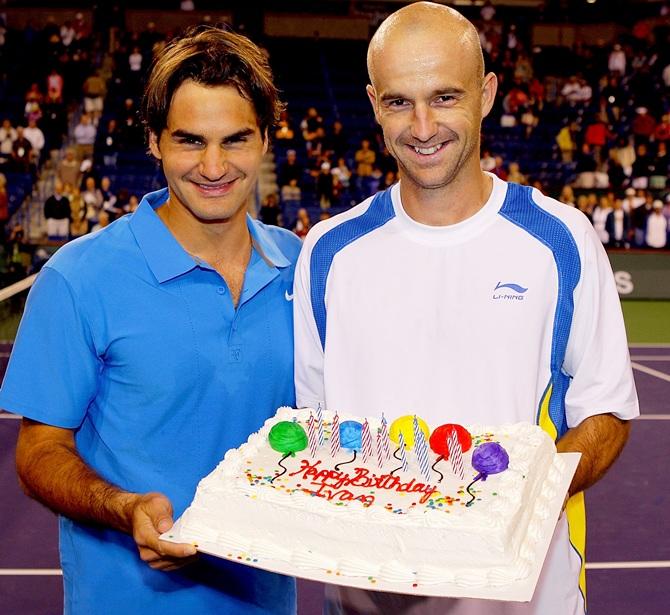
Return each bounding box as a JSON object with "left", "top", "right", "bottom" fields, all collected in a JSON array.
[{"left": 0, "top": 189, "right": 301, "bottom": 614}]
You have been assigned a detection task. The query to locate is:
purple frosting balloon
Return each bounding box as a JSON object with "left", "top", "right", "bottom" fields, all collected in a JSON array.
[{"left": 471, "top": 442, "right": 509, "bottom": 480}]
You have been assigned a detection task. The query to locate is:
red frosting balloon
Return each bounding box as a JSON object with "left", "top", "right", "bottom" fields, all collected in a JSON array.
[{"left": 429, "top": 424, "right": 472, "bottom": 458}]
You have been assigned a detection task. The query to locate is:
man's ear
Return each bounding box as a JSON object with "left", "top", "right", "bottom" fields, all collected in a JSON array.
[
  {"left": 366, "top": 84, "right": 381, "bottom": 125},
  {"left": 262, "top": 128, "right": 269, "bottom": 156},
  {"left": 148, "top": 131, "right": 162, "bottom": 160},
  {"left": 481, "top": 72, "right": 498, "bottom": 120}
]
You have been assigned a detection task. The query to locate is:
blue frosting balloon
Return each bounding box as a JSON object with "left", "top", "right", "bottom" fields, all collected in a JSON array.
[
  {"left": 339, "top": 420, "right": 363, "bottom": 451},
  {"left": 471, "top": 442, "right": 509, "bottom": 479}
]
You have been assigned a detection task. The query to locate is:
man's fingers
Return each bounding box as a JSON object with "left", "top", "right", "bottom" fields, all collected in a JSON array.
[
  {"left": 147, "top": 554, "right": 200, "bottom": 571},
  {"left": 139, "top": 542, "right": 197, "bottom": 564}
]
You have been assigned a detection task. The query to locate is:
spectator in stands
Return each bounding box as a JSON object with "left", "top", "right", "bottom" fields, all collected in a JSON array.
[
  {"left": 57, "top": 148, "right": 81, "bottom": 189},
  {"left": 127, "top": 46, "right": 144, "bottom": 94},
  {"left": 507, "top": 161, "right": 526, "bottom": 185},
  {"left": 73, "top": 113, "right": 97, "bottom": 161},
  {"left": 306, "top": 126, "right": 326, "bottom": 161},
  {"left": 331, "top": 157, "right": 351, "bottom": 190},
  {"left": 605, "top": 198, "right": 630, "bottom": 248},
  {"left": 47, "top": 68, "right": 64, "bottom": 103},
  {"left": 381, "top": 170, "right": 397, "bottom": 190},
  {"left": 300, "top": 106, "right": 324, "bottom": 151},
  {"left": 592, "top": 194, "right": 613, "bottom": 245},
  {"left": 81, "top": 176, "right": 102, "bottom": 231},
  {"left": 127, "top": 195, "right": 140, "bottom": 213},
  {"left": 645, "top": 200, "right": 667, "bottom": 249},
  {"left": 608, "top": 43, "right": 626, "bottom": 76},
  {"left": 611, "top": 136, "right": 636, "bottom": 178},
  {"left": 354, "top": 138, "right": 375, "bottom": 179},
  {"left": 42, "top": 90, "right": 68, "bottom": 156},
  {"left": 118, "top": 98, "right": 144, "bottom": 147},
  {"left": 43, "top": 179, "right": 70, "bottom": 240},
  {"left": 68, "top": 185, "right": 87, "bottom": 238},
  {"left": 574, "top": 143, "right": 598, "bottom": 188},
  {"left": 82, "top": 70, "right": 107, "bottom": 123},
  {"left": 631, "top": 143, "right": 654, "bottom": 189},
  {"left": 4, "top": 224, "right": 32, "bottom": 281},
  {"left": 316, "top": 161, "right": 335, "bottom": 210},
  {"left": 559, "top": 185, "right": 576, "bottom": 207},
  {"left": 99, "top": 118, "right": 121, "bottom": 168},
  {"left": 281, "top": 177, "right": 302, "bottom": 206},
  {"left": 4, "top": 25, "right": 299, "bottom": 615},
  {"left": 293, "top": 207, "right": 311, "bottom": 240},
  {"left": 10, "top": 126, "right": 34, "bottom": 174},
  {"left": 259, "top": 192, "right": 281, "bottom": 226},
  {"left": 654, "top": 113, "right": 670, "bottom": 144},
  {"left": 631, "top": 107, "right": 656, "bottom": 146},
  {"left": 60, "top": 19, "right": 75, "bottom": 48},
  {"left": 0, "top": 119, "right": 17, "bottom": 168},
  {"left": 278, "top": 148, "right": 303, "bottom": 188},
  {"left": 631, "top": 193, "right": 653, "bottom": 247},
  {"left": 480, "top": 148, "right": 496, "bottom": 172},
  {"left": 324, "top": 120, "right": 349, "bottom": 161},
  {"left": 650, "top": 142, "right": 668, "bottom": 191},
  {"left": 90, "top": 209, "right": 109, "bottom": 233},
  {"left": 574, "top": 194, "right": 591, "bottom": 221},
  {"left": 489, "top": 154, "right": 508, "bottom": 180},
  {"left": 556, "top": 121, "right": 577, "bottom": 163},
  {"left": 600, "top": 75, "right": 623, "bottom": 122},
  {"left": 23, "top": 118, "right": 45, "bottom": 164},
  {"left": 561, "top": 75, "right": 591, "bottom": 107},
  {"left": 274, "top": 110, "right": 295, "bottom": 144},
  {"left": 520, "top": 103, "right": 539, "bottom": 139},
  {"left": 99, "top": 176, "right": 121, "bottom": 220},
  {"left": 583, "top": 114, "right": 612, "bottom": 166},
  {"left": 24, "top": 83, "right": 43, "bottom": 123}
]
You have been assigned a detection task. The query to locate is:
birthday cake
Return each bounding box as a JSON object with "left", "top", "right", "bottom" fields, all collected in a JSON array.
[{"left": 173, "top": 407, "right": 567, "bottom": 589}]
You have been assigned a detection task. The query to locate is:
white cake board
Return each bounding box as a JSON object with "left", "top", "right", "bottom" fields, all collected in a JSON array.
[{"left": 162, "top": 452, "right": 580, "bottom": 602}]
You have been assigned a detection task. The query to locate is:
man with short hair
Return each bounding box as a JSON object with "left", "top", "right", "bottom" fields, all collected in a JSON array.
[
  {"left": 293, "top": 4, "right": 638, "bottom": 614},
  {"left": 2, "top": 26, "right": 300, "bottom": 614}
]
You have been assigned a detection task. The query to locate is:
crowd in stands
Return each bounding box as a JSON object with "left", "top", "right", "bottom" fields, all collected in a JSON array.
[{"left": 1, "top": 3, "right": 670, "bottom": 269}]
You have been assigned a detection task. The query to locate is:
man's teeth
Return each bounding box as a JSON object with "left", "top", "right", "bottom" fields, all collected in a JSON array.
[{"left": 414, "top": 144, "right": 442, "bottom": 155}]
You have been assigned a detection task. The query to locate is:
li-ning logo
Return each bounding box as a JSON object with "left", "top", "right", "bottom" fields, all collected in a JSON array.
[{"left": 492, "top": 281, "right": 528, "bottom": 301}]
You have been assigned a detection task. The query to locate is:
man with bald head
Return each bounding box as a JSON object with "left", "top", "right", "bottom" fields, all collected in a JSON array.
[{"left": 294, "top": 3, "right": 637, "bottom": 614}]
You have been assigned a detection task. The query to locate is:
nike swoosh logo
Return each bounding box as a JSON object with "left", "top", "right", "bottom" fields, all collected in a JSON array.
[{"left": 285, "top": 290, "right": 294, "bottom": 301}]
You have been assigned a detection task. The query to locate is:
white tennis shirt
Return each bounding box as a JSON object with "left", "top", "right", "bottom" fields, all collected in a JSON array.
[{"left": 293, "top": 175, "right": 639, "bottom": 615}]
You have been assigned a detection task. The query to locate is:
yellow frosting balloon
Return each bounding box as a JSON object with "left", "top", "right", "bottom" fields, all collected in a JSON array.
[{"left": 389, "top": 415, "right": 430, "bottom": 448}]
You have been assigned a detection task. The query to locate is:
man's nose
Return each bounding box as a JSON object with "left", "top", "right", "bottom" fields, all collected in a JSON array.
[
  {"left": 411, "top": 103, "right": 438, "bottom": 143},
  {"left": 199, "top": 146, "right": 228, "bottom": 181}
]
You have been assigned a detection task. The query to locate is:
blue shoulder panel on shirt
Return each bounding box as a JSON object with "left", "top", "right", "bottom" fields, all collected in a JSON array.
[
  {"left": 499, "top": 183, "right": 582, "bottom": 438},
  {"left": 310, "top": 189, "right": 396, "bottom": 349}
]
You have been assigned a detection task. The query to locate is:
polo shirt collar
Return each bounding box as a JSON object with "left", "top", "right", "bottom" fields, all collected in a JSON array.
[
  {"left": 130, "top": 188, "right": 291, "bottom": 284},
  {"left": 247, "top": 216, "right": 291, "bottom": 268},
  {"left": 129, "top": 189, "right": 197, "bottom": 284}
]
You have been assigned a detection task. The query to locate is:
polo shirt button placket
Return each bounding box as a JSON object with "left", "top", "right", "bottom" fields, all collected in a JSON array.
[{"left": 217, "top": 286, "right": 226, "bottom": 295}]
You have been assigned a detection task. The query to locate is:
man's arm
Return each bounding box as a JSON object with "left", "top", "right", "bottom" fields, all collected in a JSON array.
[
  {"left": 16, "top": 418, "right": 196, "bottom": 571},
  {"left": 556, "top": 412, "right": 631, "bottom": 497}
]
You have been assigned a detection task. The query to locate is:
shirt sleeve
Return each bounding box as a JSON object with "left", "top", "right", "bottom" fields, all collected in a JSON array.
[
  {"left": 563, "top": 224, "right": 639, "bottom": 426},
  {"left": 0, "top": 266, "right": 100, "bottom": 427},
  {"left": 293, "top": 237, "right": 326, "bottom": 409}
]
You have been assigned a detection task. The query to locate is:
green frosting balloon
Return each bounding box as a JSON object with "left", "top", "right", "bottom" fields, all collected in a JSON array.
[{"left": 268, "top": 421, "right": 308, "bottom": 456}]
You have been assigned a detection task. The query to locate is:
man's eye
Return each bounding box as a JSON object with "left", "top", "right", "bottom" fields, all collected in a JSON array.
[
  {"left": 388, "top": 99, "right": 407, "bottom": 107},
  {"left": 436, "top": 95, "right": 455, "bottom": 103},
  {"left": 177, "top": 137, "right": 201, "bottom": 145}
]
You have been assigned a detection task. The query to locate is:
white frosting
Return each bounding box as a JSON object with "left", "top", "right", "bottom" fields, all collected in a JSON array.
[{"left": 178, "top": 408, "right": 564, "bottom": 589}]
